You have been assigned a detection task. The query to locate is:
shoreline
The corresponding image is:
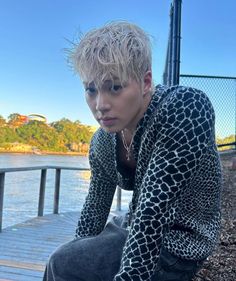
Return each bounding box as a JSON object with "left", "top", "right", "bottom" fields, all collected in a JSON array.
[{"left": 0, "top": 150, "right": 88, "bottom": 156}]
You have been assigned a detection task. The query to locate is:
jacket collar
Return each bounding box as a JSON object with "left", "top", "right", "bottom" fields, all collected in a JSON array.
[{"left": 131, "top": 85, "right": 166, "bottom": 160}]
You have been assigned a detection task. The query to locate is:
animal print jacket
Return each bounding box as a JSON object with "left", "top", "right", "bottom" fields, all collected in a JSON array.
[{"left": 75, "top": 85, "right": 223, "bottom": 281}]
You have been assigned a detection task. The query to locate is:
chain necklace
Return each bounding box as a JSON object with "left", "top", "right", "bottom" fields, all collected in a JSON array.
[{"left": 121, "top": 130, "right": 134, "bottom": 161}]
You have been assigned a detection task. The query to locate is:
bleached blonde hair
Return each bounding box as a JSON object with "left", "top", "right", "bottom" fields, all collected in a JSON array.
[{"left": 67, "top": 21, "right": 153, "bottom": 89}]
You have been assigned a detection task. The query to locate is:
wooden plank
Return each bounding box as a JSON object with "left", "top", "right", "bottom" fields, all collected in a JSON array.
[
  {"left": 1, "top": 256, "right": 53, "bottom": 265},
  {"left": 0, "top": 212, "right": 79, "bottom": 280},
  {"left": 0, "top": 260, "right": 44, "bottom": 272},
  {"left": 0, "top": 265, "right": 42, "bottom": 280},
  {"left": 0, "top": 210, "right": 125, "bottom": 280}
]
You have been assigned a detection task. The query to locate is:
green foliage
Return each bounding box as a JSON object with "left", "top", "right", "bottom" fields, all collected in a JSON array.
[
  {"left": 8, "top": 113, "right": 21, "bottom": 122},
  {"left": 16, "top": 121, "right": 65, "bottom": 151},
  {"left": 0, "top": 127, "right": 21, "bottom": 143},
  {"left": 217, "top": 135, "right": 236, "bottom": 151},
  {"left": 0, "top": 116, "right": 93, "bottom": 153},
  {"left": 7, "top": 113, "right": 21, "bottom": 127},
  {"left": 0, "top": 115, "right": 6, "bottom": 127},
  {"left": 51, "top": 118, "right": 92, "bottom": 146}
]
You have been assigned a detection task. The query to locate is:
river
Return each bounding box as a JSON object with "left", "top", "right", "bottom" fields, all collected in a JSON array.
[{"left": 0, "top": 153, "right": 132, "bottom": 229}]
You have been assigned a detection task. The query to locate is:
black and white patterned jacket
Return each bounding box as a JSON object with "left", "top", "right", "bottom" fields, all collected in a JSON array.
[{"left": 76, "top": 85, "right": 223, "bottom": 281}]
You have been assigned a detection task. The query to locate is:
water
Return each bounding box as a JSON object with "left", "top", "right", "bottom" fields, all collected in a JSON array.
[{"left": 0, "top": 153, "right": 132, "bottom": 229}]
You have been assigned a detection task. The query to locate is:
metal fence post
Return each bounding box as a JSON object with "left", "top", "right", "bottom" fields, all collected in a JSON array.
[
  {"left": 0, "top": 173, "right": 5, "bottom": 232},
  {"left": 53, "top": 168, "right": 61, "bottom": 214},
  {"left": 116, "top": 187, "right": 122, "bottom": 211},
  {"left": 0, "top": 166, "right": 94, "bottom": 230},
  {"left": 172, "top": 0, "right": 182, "bottom": 85},
  {"left": 38, "top": 169, "right": 47, "bottom": 216},
  {"left": 234, "top": 79, "right": 236, "bottom": 150}
]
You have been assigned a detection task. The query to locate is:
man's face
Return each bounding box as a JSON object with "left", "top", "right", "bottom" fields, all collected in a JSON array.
[{"left": 83, "top": 75, "right": 151, "bottom": 133}]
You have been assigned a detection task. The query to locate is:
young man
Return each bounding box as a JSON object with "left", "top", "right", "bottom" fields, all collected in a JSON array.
[{"left": 43, "top": 21, "right": 222, "bottom": 281}]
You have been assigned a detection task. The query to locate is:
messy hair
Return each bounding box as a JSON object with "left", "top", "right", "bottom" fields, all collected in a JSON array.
[{"left": 67, "top": 21, "right": 153, "bottom": 88}]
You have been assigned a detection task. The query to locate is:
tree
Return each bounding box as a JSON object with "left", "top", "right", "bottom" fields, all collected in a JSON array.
[
  {"left": 7, "top": 113, "right": 21, "bottom": 127},
  {"left": 16, "top": 121, "right": 66, "bottom": 151},
  {"left": 0, "top": 127, "right": 20, "bottom": 143},
  {"left": 51, "top": 118, "right": 93, "bottom": 149},
  {"left": 0, "top": 115, "right": 6, "bottom": 127},
  {"left": 0, "top": 114, "right": 93, "bottom": 153},
  {"left": 217, "top": 135, "right": 236, "bottom": 151}
]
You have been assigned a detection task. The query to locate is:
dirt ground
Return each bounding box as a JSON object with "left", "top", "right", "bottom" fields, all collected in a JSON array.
[{"left": 193, "top": 151, "right": 236, "bottom": 281}]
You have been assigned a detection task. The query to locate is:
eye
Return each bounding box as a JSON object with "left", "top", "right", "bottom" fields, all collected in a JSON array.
[
  {"left": 85, "top": 87, "right": 97, "bottom": 97},
  {"left": 110, "top": 85, "right": 122, "bottom": 94}
]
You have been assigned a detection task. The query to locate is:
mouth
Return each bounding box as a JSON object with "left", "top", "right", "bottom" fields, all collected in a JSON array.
[{"left": 98, "top": 117, "right": 117, "bottom": 127}]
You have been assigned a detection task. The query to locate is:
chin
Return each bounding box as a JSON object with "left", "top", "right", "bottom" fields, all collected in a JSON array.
[{"left": 101, "top": 125, "right": 121, "bottom": 133}]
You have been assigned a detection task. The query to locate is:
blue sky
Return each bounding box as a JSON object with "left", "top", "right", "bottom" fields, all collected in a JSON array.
[{"left": 0, "top": 0, "right": 235, "bottom": 130}]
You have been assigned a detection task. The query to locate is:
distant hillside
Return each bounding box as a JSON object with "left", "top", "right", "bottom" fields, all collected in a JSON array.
[
  {"left": 217, "top": 135, "right": 236, "bottom": 151},
  {"left": 0, "top": 114, "right": 97, "bottom": 154}
]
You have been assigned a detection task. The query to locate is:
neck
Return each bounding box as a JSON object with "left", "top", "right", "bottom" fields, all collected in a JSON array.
[
  {"left": 120, "top": 129, "right": 135, "bottom": 161},
  {"left": 125, "top": 92, "right": 152, "bottom": 134},
  {"left": 121, "top": 128, "right": 134, "bottom": 145}
]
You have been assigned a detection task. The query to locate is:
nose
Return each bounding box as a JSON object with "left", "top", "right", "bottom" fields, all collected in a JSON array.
[{"left": 96, "top": 92, "right": 111, "bottom": 112}]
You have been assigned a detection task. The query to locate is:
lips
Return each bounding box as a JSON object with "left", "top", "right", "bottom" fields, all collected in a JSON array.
[{"left": 99, "top": 117, "right": 117, "bottom": 127}]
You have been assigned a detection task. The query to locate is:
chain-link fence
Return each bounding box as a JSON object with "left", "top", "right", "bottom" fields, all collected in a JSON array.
[{"left": 179, "top": 74, "right": 236, "bottom": 150}]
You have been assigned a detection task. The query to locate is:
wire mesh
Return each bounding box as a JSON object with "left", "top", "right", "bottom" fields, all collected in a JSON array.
[{"left": 180, "top": 75, "right": 236, "bottom": 150}]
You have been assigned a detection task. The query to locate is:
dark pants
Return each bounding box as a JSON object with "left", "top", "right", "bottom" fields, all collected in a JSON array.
[
  {"left": 152, "top": 247, "right": 204, "bottom": 281},
  {"left": 43, "top": 216, "right": 204, "bottom": 281}
]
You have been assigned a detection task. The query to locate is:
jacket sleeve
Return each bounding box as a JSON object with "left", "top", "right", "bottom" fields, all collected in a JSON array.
[
  {"left": 114, "top": 88, "right": 216, "bottom": 281},
  {"left": 75, "top": 130, "right": 118, "bottom": 237}
]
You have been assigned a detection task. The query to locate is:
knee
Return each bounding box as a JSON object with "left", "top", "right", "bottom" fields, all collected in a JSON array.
[
  {"left": 46, "top": 241, "right": 99, "bottom": 281},
  {"left": 47, "top": 248, "right": 63, "bottom": 275},
  {"left": 47, "top": 242, "right": 74, "bottom": 276}
]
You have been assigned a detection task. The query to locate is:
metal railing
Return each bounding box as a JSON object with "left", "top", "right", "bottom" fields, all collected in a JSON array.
[{"left": 0, "top": 166, "right": 122, "bottom": 232}]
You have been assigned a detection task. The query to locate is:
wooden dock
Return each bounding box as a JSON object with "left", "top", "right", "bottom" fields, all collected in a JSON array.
[
  {"left": 0, "top": 211, "right": 124, "bottom": 281},
  {"left": 0, "top": 212, "right": 89, "bottom": 280},
  {"left": 0, "top": 165, "right": 124, "bottom": 281}
]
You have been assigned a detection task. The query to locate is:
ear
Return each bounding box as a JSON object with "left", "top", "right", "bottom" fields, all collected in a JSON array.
[{"left": 143, "top": 71, "right": 152, "bottom": 96}]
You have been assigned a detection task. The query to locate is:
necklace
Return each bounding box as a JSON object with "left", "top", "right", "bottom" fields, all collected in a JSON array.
[{"left": 121, "top": 130, "right": 134, "bottom": 161}]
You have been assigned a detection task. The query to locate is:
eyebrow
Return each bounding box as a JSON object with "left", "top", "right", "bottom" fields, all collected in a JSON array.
[
  {"left": 83, "top": 79, "right": 121, "bottom": 88},
  {"left": 83, "top": 82, "right": 96, "bottom": 87}
]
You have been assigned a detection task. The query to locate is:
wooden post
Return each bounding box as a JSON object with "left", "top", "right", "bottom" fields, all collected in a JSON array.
[
  {"left": 0, "top": 173, "right": 5, "bottom": 232},
  {"left": 38, "top": 169, "right": 47, "bottom": 216},
  {"left": 53, "top": 169, "right": 61, "bottom": 214},
  {"left": 232, "top": 158, "right": 236, "bottom": 170},
  {"left": 116, "top": 186, "right": 122, "bottom": 211}
]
